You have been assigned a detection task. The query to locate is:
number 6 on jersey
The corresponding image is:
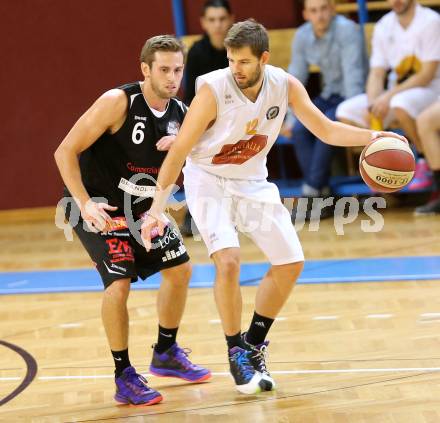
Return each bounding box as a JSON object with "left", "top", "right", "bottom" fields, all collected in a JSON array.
[{"left": 132, "top": 122, "right": 145, "bottom": 144}]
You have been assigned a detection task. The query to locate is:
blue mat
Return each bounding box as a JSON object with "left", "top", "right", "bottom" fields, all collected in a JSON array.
[{"left": 1, "top": 256, "right": 439, "bottom": 295}]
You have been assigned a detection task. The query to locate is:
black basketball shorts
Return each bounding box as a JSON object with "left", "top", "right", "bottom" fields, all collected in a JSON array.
[{"left": 63, "top": 199, "right": 189, "bottom": 289}]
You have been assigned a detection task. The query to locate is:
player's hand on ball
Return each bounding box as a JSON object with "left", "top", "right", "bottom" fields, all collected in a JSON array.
[
  {"left": 371, "top": 131, "right": 408, "bottom": 144},
  {"left": 141, "top": 211, "right": 167, "bottom": 251},
  {"left": 156, "top": 135, "right": 176, "bottom": 151},
  {"left": 360, "top": 136, "right": 415, "bottom": 192},
  {"left": 81, "top": 200, "right": 118, "bottom": 233}
]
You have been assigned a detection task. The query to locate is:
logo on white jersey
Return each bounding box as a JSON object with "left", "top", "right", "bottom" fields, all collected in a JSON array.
[
  {"left": 266, "top": 106, "right": 279, "bottom": 120},
  {"left": 225, "top": 93, "right": 233, "bottom": 105}
]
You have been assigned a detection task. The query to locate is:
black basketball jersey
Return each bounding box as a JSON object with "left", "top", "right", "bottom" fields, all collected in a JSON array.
[{"left": 79, "top": 82, "right": 187, "bottom": 216}]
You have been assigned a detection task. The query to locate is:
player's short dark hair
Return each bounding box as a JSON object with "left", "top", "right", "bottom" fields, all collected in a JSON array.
[
  {"left": 202, "top": 0, "right": 232, "bottom": 16},
  {"left": 301, "top": 0, "right": 333, "bottom": 9},
  {"left": 140, "top": 35, "right": 184, "bottom": 67},
  {"left": 224, "top": 19, "right": 269, "bottom": 58}
]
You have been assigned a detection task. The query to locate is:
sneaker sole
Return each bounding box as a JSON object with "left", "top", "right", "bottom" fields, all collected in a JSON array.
[
  {"left": 235, "top": 373, "right": 265, "bottom": 395},
  {"left": 149, "top": 368, "right": 212, "bottom": 383},
  {"left": 236, "top": 384, "right": 262, "bottom": 394},
  {"left": 114, "top": 394, "right": 163, "bottom": 406}
]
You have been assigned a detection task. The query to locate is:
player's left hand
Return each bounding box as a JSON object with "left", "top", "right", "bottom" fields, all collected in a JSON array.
[
  {"left": 371, "top": 131, "right": 409, "bottom": 144},
  {"left": 156, "top": 135, "right": 176, "bottom": 151},
  {"left": 140, "top": 211, "right": 167, "bottom": 251}
]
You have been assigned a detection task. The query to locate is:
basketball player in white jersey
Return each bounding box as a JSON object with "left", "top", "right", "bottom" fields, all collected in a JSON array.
[{"left": 141, "top": 19, "right": 406, "bottom": 394}]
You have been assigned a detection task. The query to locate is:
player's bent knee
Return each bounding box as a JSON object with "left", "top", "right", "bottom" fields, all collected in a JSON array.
[
  {"left": 103, "top": 278, "right": 131, "bottom": 300},
  {"left": 179, "top": 261, "right": 192, "bottom": 278},
  {"left": 217, "top": 259, "right": 240, "bottom": 279},
  {"left": 273, "top": 260, "right": 304, "bottom": 280},
  {"left": 161, "top": 261, "right": 192, "bottom": 286},
  {"left": 287, "top": 260, "right": 304, "bottom": 277},
  {"left": 213, "top": 251, "right": 240, "bottom": 279},
  {"left": 173, "top": 262, "right": 192, "bottom": 285}
]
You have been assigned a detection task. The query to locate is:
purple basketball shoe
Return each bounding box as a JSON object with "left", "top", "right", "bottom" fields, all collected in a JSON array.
[
  {"left": 114, "top": 366, "right": 162, "bottom": 406},
  {"left": 149, "top": 343, "right": 211, "bottom": 382}
]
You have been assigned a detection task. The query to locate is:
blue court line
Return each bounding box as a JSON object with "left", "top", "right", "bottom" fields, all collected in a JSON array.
[{"left": 0, "top": 256, "right": 439, "bottom": 295}]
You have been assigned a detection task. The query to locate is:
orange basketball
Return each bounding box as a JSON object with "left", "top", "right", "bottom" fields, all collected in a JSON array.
[{"left": 359, "top": 137, "right": 415, "bottom": 193}]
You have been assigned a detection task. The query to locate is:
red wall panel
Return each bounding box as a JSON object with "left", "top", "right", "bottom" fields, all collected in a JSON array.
[
  {"left": 1, "top": 0, "right": 299, "bottom": 210},
  {"left": 0, "top": 0, "right": 174, "bottom": 210},
  {"left": 183, "top": 0, "right": 298, "bottom": 33}
]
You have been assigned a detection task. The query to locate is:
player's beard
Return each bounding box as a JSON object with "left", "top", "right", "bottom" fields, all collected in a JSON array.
[
  {"left": 234, "top": 64, "right": 263, "bottom": 90},
  {"left": 150, "top": 77, "right": 177, "bottom": 99}
]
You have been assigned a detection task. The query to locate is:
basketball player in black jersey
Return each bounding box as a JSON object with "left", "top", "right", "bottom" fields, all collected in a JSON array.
[{"left": 54, "top": 35, "right": 210, "bottom": 406}]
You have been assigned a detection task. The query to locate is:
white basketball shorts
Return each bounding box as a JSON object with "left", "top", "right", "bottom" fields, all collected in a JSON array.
[
  {"left": 182, "top": 163, "right": 304, "bottom": 265},
  {"left": 336, "top": 88, "right": 439, "bottom": 127}
]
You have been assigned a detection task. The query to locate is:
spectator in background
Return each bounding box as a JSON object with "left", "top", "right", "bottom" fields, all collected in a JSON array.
[
  {"left": 286, "top": 0, "right": 367, "bottom": 220},
  {"left": 415, "top": 100, "right": 440, "bottom": 215},
  {"left": 336, "top": 0, "right": 440, "bottom": 191},
  {"left": 181, "top": 0, "right": 234, "bottom": 236},
  {"left": 183, "top": 0, "right": 234, "bottom": 105}
]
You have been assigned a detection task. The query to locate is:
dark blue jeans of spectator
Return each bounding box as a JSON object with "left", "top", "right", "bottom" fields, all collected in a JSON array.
[{"left": 292, "top": 94, "right": 344, "bottom": 192}]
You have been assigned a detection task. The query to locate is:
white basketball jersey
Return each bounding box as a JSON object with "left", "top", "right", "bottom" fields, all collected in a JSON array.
[{"left": 187, "top": 65, "right": 288, "bottom": 180}]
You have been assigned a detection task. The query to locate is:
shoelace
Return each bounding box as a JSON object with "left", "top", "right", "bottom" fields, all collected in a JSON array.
[
  {"left": 232, "top": 350, "right": 255, "bottom": 380},
  {"left": 252, "top": 344, "right": 269, "bottom": 374},
  {"left": 125, "top": 370, "right": 152, "bottom": 393},
  {"left": 174, "top": 346, "right": 200, "bottom": 370}
]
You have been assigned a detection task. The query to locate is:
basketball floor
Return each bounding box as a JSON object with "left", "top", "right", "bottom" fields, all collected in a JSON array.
[{"left": 1, "top": 206, "right": 440, "bottom": 422}]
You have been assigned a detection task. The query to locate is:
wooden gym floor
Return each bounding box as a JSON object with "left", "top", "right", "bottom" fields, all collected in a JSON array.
[{"left": 1, "top": 205, "right": 440, "bottom": 422}]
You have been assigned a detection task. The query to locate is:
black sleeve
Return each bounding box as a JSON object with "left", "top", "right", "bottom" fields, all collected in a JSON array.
[{"left": 183, "top": 46, "right": 200, "bottom": 106}]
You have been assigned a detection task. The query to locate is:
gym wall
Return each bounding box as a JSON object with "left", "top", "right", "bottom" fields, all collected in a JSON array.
[{"left": 1, "top": 0, "right": 299, "bottom": 210}]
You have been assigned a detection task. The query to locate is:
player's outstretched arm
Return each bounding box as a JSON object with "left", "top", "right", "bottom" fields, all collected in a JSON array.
[
  {"left": 287, "top": 75, "right": 406, "bottom": 147},
  {"left": 142, "top": 84, "right": 217, "bottom": 250},
  {"left": 54, "top": 89, "right": 126, "bottom": 230}
]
